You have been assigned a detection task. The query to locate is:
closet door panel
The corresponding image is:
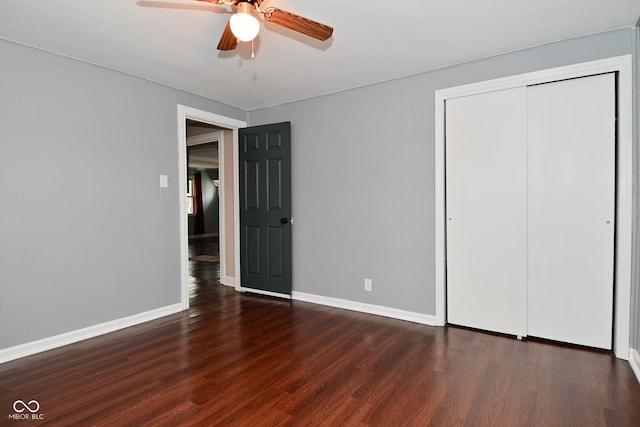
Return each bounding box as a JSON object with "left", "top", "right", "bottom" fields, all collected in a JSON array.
[
  {"left": 527, "top": 74, "right": 615, "bottom": 349},
  {"left": 445, "top": 88, "right": 527, "bottom": 336}
]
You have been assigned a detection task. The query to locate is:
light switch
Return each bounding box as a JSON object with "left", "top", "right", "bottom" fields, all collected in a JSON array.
[{"left": 160, "top": 175, "right": 168, "bottom": 188}]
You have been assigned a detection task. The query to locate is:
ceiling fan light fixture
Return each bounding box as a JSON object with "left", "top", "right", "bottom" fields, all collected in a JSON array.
[{"left": 229, "top": 2, "right": 260, "bottom": 42}]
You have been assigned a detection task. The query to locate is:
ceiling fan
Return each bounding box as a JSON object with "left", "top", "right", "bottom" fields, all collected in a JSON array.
[{"left": 196, "top": 0, "right": 333, "bottom": 51}]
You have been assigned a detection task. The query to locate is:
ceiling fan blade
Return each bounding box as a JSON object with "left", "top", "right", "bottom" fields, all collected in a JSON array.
[
  {"left": 217, "top": 20, "right": 238, "bottom": 50},
  {"left": 262, "top": 8, "right": 333, "bottom": 41},
  {"left": 196, "top": 0, "right": 235, "bottom": 4}
]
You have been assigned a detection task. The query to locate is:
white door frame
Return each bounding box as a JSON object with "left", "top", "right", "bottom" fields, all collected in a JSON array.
[
  {"left": 434, "top": 55, "right": 633, "bottom": 359},
  {"left": 177, "top": 105, "right": 247, "bottom": 309}
]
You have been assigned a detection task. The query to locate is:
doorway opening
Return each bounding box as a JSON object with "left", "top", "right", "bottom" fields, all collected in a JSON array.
[
  {"left": 177, "top": 105, "right": 247, "bottom": 309},
  {"left": 186, "top": 123, "right": 222, "bottom": 302}
]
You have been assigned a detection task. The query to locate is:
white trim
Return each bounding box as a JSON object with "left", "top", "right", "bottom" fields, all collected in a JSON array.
[
  {"left": 435, "top": 56, "right": 633, "bottom": 100},
  {"left": 218, "top": 130, "right": 227, "bottom": 283},
  {"left": 434, "top": 55, "right": 633, "bottom": 359},
  {"left": 186, "top": 130, "right": 222, "bottom": 147},
  {"left": 222, "top": 276, "right": 236, "bottom": 287},
  {"left": 233, "top": 130, "right": 241, "bottom": 292},
  {"left": 0, "top": 304, "right": 183, "bottom": 364},
  {"left": 241, "top": 287, "right": 292, "bottom": 299},
  {"left": 177, "top": 105, "right": 246, "bottom": 309},
  {"left": 292, "top": 292, "right": 437, "bottom": 325},
  {"left": 630, "top": 349, "right": 640, "bottom": 385}
]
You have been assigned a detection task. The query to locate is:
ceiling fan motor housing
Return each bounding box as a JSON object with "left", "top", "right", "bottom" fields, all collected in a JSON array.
[{"left": 210, "top": 0, "right": 333, "bottom": 51}]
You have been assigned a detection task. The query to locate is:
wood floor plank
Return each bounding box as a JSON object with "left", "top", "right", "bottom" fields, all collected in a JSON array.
[{"left": 1, "top": 237, "right": 639, "bottom": 426}]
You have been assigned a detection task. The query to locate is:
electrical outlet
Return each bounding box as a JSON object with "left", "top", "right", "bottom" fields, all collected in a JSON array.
[{"left": 364, "top": 278, "right": 372, "bottom": 292}]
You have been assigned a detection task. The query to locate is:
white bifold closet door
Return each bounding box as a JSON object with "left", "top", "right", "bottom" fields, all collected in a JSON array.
[
  {"left": 526, "top": 74, "right": 615, "bottom": 349},
  {"left": 446, "top": 74, "right": 615, "bottom": 349}
]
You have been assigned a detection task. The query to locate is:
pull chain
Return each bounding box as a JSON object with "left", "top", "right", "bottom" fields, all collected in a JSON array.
[{"left": 251, "top": 39, "right": 255, "bottom": 59}]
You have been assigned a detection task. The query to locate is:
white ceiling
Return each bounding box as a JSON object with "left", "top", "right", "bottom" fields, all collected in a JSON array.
[{"left": 1, "top": 1, "right": 639, "bottom": 111}]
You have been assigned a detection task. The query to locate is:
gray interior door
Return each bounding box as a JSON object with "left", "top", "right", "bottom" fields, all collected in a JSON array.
[{"left": 239, "top": 122, "right": 292, "bottom": 296}]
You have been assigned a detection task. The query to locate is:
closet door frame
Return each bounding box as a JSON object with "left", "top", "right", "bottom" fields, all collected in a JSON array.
[{"left": 434, "top": 55, "right": 633, "bottom": 360}]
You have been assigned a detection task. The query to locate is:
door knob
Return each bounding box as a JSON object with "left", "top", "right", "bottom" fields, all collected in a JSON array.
[{"left": 280, "top": 217, "right": 293, "bottom": 224}]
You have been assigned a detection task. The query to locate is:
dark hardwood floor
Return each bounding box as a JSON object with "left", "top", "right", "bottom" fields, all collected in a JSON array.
[
  {"left": 188, "top": 236, "right": 220, "bottom": 303},
  {"left": 2, "top": 239, "right": 640, "bottom": 426}
]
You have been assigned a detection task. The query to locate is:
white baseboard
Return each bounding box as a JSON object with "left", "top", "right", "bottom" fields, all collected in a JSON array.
[
  {"left": 630, "top": 348, "right": 640, "bottom": 385},
  {"left": 0, "top": 303, "right": 183, "bottom": 364},
  {"left": 240, "top": 287, "right": 291, "bottom": 299},
  {"left": 291, "top": 292, "right": 436, "bottom": 326},
  {"left": 222, "top": 276, "right": 236, "bottom": 287}
]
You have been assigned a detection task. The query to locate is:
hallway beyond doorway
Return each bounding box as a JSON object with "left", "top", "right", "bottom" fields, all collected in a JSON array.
[{"left": 188, "top": 236, "right": 221, "bottom": 305}]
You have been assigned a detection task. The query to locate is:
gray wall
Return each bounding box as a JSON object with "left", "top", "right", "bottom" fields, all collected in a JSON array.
[
  {"left": 0, "top": 39, "right": 245, "bottom": 350},
  {"left": 248, "top": 28, "right": 639, "bottom": 348}
]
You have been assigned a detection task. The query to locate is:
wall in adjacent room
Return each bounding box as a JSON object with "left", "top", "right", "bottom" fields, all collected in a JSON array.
[
  {"left": 222, "top": 129, "right": 236, "bottom": 280},
  {"left": 188, "top": 168, "right": 219, "bottom": 237}
]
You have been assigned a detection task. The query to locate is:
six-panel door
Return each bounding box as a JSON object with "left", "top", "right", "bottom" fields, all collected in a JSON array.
[{"left": 239, "top": 122, "right": 292, "bottom": 296}]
